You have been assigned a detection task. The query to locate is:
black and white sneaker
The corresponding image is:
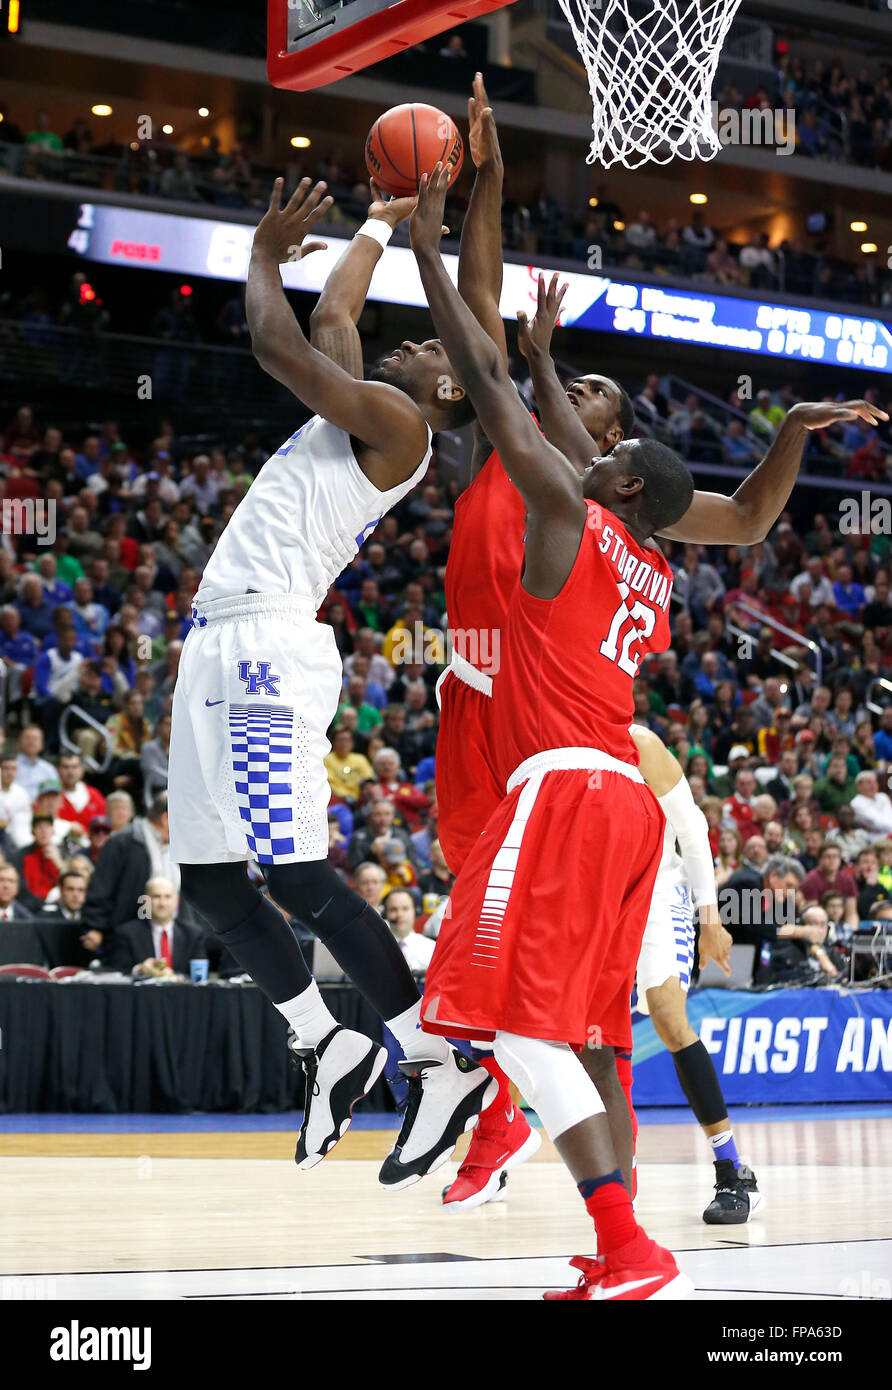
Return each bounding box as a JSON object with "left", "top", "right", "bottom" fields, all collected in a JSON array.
[
  {"left": 378, "top": 1049, "right": 499, "bottom": 1193},
  {"left": 702, "top": 1161, "right": 764, "bottom": 1225},
  {"left": 289, "top": 1025, "right": 387, "bottom": 1170}
]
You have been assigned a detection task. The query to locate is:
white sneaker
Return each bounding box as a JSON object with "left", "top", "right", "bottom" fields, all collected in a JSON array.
[
  {"left": 290, "top": 1025, "right": 386, "bottom": 1170},
  {"left": 378, "top": 1049, "right": 499, "bottom": 1192}
]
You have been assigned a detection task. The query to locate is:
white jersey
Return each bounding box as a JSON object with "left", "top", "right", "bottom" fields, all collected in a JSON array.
[
  {"left": 656, "top": 816, "right": 685, "bottom": 890},
  {"left": 196, "top": 415, "right": 432, "bottom": 610}
]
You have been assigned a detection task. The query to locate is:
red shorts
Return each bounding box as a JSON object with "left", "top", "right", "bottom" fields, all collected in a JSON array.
[
  {"left": 422, "top": 764, "right": 665, "bottom": 1051},
  {"left": 435, "top": 667, "right": 503, "bottom": 875}
]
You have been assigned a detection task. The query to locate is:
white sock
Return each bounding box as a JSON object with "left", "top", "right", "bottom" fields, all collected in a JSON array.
[
  {"left": 385, "top": 1000, "right": 450, "bottom": 1063},
  {"left": 276, "top": 981, "right": 338, "bottom": 1050}
]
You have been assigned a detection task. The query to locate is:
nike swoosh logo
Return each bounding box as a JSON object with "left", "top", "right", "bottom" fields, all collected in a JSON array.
[
  {"left": 505, "top": 1104, "right": 515, "bottom": 1123},
  {"left": 205, "top": 698, "right": 225, "bottom": 707},
  {"left": 595, "top": 1275, "right": 663, "bottom": 1300},
  {"left": 311, "top": 897, "right": 333, "bottom": 920}
]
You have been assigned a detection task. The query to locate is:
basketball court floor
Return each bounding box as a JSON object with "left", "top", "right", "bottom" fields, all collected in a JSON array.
[{"left": 2, "top": 1105, "right": 890, "bottom": 1300}]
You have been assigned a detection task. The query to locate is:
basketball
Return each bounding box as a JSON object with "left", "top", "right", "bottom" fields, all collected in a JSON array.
[{"left": 365, "top": 103, "right": 464, "bottom": 198}]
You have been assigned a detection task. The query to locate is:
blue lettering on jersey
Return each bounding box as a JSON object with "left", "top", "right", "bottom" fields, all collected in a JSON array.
[
  {"left": 274, "top": 425, "right": 307, "bottom": 457},
  {"left": 237, "top": 661, "right": 281, "bottom": 697},
  {"left": 355, "top": 516, "right": 382, "bottom": 548}
]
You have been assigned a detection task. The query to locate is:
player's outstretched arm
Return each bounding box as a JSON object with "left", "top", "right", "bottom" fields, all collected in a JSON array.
[
  {"left": 411, "top": 167, "right": 585, "bottom": 596},
  {"left": 517, "top": 273, "right": 598, "bottom": 478},
  {"left": 458, "top": 75, "right": 508, "bottom": 369},
  {"left": 659, "top": 399, "right": 888, "bottom": 543},
  {"left": 631, "top": 724, "right": 731, "bottom": 974},
  {"left": 309, "top": 183, "right": 420, "bottom": 379},
  {"left": 248, "top": 178, "right": 429, "bottom": 485}
]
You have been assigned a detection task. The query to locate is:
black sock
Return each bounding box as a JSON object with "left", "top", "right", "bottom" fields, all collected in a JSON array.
[
  {"left": 672, "top": 1039, "right": 729, "bottom": 1128},
  {"left": 265, "top": 862, "right": 420, "bottom": 1020}
]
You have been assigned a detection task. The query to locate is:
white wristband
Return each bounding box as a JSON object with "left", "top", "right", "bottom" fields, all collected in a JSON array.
[{"left": 356, "top": 219, "right": 393, "bottom": 250}]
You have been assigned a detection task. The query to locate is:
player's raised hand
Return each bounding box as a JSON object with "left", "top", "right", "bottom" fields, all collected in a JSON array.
[
  {"left": 369, "top": 180, "right": 448, "bottom": 236},
  {"left": 788, "top": 399, "right": 889, "bottom": 430},
  {"left": 468, "top": 72, "right": 502, "bottom": 170},
  {"left": 369, "top": 180, "right": 418, "bottom": 228},
  {"left": 516, "top": 272, "right": 568, "bottom": 361},
  {"left": 410, "top": 164, "right": 451, "bottom": 253},
  {"left": 253, "top": 177, "right": 333, "bottom": 265},
  {"left": 698, "top": 905, "right": 733, "bottom": 976}
]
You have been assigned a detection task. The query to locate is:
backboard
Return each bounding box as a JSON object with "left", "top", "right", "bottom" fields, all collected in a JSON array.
[{"left": 268, "top": 0, "right": 517, "bottom": 92}]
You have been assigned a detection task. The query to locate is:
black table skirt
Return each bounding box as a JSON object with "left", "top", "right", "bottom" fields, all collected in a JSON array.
[{"left": 0, "top": 980, "right": 394, "bottom": 1114}]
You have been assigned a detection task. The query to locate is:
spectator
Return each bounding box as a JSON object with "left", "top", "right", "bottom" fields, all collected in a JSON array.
[
  {"left": 371, "top": 747, "right": 429, "bottom": 829},
  {"left": 851, "top": 770, "right": 892, "bottom": 836},
  {"left": 439, "top": 33, "right": 469, "bottom": 60},
  {"left": 0, "top": 864, "right": 29, "bottom": 921},
  {"left": 824, "top": 803, "right": 873, "bottom": 862},
  {"left": 160, "top": 151, "right": 199, "bottom": 201},
  {"left": 40, "top": 869, "right": 88, "bottom": 923},
  {"left": 0, "top": 754, "right": 32, "bottom": 848},
  {"left": 852, "top": 846, "right": 892, "bottom": 920},
  {"left": 25, "top": 110, "right": 63, "bottom": 154},
  {"left": 16, "top": 812, "right": 64, "bottom": 906},
  {"left": 73, "top": 811, "right": 112, "bottom": 861},
  {"left": 348, "top": 798, "right": 414, "bottom": 871},
  {"left": 82, "top": 791, "right": 188, "bottom": 949},
  {"left": 832, "top": 564, "right": 866, "bottom": 617},
  {"left": 739, "top": 233, "right": 777, "bottom": 289},
  {"left": 766, "top": 747, "right": 800, "bottom": 807},
  {"left": 417, "top": 839, "right": 455, "bottom": 902},
  {"left": 748, "top": 390, "right": 786, "bottom": 439},
  {"left": 383, "top": 888, "right": 435, "bottom": 973},
  {"left": 352, "top": 861, "right": 387, "bottom": 913},
  {"left": 104, "top": 875, "right": 206, "bottom": 976},
  {"left": 15, "top": 725, "right": 57, "bottom": 802},
  {"left": 800, "top": 843, "right": 858, "bottom": 920},
  {"left": 16, "top": 574, "right": 56, "bottom": 644},
  {"left": 814, "top": 753, "right": 857, "bottom": 814},
  {"left": 324, "top": 727, "right": 374, "bottom": 805},
  {"left": 32, "top": 624, "right": 84, "bottom": 750},
  {"left": 140, "top": 713, "right": 171, "bottom": 805},
  {"left": 714, "top": 827, "right": 742, "bottom": 888}
]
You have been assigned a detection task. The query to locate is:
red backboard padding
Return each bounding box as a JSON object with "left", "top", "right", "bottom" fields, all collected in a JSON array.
[{"left": 268, "top": 0, "right": 516, "bottom": 92}]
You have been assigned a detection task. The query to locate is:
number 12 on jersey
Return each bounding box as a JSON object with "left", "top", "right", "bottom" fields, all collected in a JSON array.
[{"left": 599, "top": 583, "right": 656, "bottom": 677}]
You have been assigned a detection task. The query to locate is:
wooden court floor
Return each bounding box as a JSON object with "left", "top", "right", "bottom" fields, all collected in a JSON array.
[{"left": 1, "top": 1114, "right": 890, "bottom": 1299}]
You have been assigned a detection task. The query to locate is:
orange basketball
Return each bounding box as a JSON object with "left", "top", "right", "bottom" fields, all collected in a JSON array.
[{"left": 365, "top": 103, "right": 464, "bottom": 199}]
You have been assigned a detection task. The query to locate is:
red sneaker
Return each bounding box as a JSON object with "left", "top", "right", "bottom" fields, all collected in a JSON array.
[
  {"left": 441, "top": 1101, "right": 541, "bottom": 1211},
  {"left": 542, "top": 1256, "right": 607, "bottom": 1300},
  {"left": 589, "top": 1239, "right": 693, "bottom": 1301}
]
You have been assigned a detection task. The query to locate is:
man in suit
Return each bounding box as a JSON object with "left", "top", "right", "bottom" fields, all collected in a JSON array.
[
  {"left": 103, "top": 875, "right": 207, "bottom": 976},
  {"left": 0, "top": 863, "right": 31, "bottom": 921},
  {"left": 82, "top": 791, "right": 199, "bottom": 955}
]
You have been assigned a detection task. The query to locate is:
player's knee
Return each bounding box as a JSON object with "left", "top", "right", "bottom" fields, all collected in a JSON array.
[
  {"left": 647, "top": 983, "right": 696, "bottom": 1051},
  {"left": 493, "top": 1032, "right": 604, "bottom": 1142},
  {"left": 179, "top": 862, "right": 263, "bottom": 934},
  {"left": 579, "top": 1040, "right": 618, "bottom": 1083},
  {"left": 265, "top": 858, "right": 364, "bottom": 934}
]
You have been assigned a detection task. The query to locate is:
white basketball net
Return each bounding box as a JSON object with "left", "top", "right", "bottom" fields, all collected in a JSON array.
[{"left": 557, "top": 0, "right": 743, "bottom": 170}]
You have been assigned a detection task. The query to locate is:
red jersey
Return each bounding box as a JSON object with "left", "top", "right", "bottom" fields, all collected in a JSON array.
[
  {"left": 493, "top": 501, "right": 674, "bottom": 777},
  {"left": 445, "top": 448, "right": 526, "bottom": 676}
]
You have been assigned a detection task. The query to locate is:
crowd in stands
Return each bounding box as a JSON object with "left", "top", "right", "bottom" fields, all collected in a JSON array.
[
  {"left": 3, "top": 67, "right": 892, "bottom": 311},
  {"left": 4, "top": 368, "right": 892, "bottom": 986}
]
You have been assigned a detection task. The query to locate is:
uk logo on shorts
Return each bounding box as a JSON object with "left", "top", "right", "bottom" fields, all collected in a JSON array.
[{"left": 237, "top": 661, "right": 281, "bottom": 697}]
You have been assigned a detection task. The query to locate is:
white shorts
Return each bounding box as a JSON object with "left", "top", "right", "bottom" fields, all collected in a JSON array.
[
  {"left": 635, "top": 870, "right": 696, "bottom": 1015},
  {"left": 169, "top": 594, "right": 342, "bottom": 866}
]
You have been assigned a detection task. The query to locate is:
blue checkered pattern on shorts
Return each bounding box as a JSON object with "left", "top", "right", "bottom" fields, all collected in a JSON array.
[
  {"left": 671, "top": 883, "right": 696, "bottom": 989},
  {"left": 229, "top": 703, "right": 295, "bottom": 863}
]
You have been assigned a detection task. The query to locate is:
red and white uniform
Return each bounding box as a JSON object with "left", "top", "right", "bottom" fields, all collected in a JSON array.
[
  {"left": 423, "top": 501, "right": 674, "bottom": 1050},
  {"left": 436, "top": 449, "right": 526, "bottom": 873}
]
